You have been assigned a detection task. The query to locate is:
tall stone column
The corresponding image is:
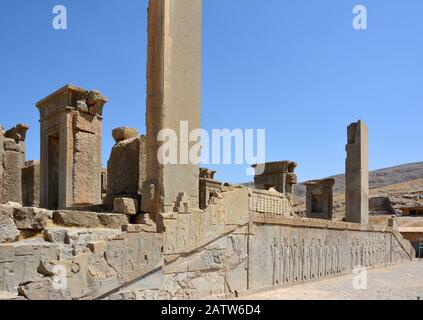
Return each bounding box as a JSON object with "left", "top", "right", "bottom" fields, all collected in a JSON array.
[
  {"left": 141, "top": 0, "right": 202, "bottom": 221},
  {"left": 345, "top": 120, "right": 369, "bottom": 224}
]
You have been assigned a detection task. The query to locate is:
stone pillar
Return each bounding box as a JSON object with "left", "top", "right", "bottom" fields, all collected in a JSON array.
[
  {"left": 0, "top": 124, "right": 29, "bottom": 204},
  {"left": 36, "top": 85, "right": 107, "bottom": 210},
  {"left": 345, "top": 120, "right": 369, "bottom": 224},
  {"left": 141, "top": 0, "right": 202, "bottom": 221},
  {"left": 305, "top": 179, "right": 334, "bottom": 220},
  {"left": 22, "top": 160, "right": 40, "bottom": 207},
  {"left": 252, "top": 161, "right": 297, "bottom": 199}
]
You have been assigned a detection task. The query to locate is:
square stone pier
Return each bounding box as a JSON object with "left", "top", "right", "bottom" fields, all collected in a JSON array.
[{"left": 345, "top": 120, "right": 369, "bottom": 224}]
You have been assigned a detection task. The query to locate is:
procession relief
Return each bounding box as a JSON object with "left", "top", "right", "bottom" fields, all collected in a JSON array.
[{"left": 270, "top": 235, "right": 342, "bottom": 286}]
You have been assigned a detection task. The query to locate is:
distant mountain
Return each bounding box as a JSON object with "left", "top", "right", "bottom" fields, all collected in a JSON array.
[
  {"left": 243, "top": 162, "right": 423, "bottom": 201},
  {"left": 295, "top": 162, "right": 423, "bottom": 200}
]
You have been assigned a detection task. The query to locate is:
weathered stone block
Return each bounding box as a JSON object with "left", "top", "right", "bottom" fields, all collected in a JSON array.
[
  {"left": 13, "top": 207, "right": 50, "bottom": 230},
  {"left": 106, "top": 136, "right": 146, "bottom": 202},
  {"left": 53, "top": 210, "right": 100, "bottom": 228},
  {"left": 66, "top": 229, "right": 121, "bottom": 245},
  {"left": 112, "top": 127, "right": 138, "bottom": 143},
  {"left": 98, "top": 213, "right": 129, "bottom": 229},
  {"left": 122, "top": 222, "right": 157, "bottom": 234},
  {"left": 114, "top": 198, "right": 138, "bottom": 215},
  {"left": 43, "top": 228, "right": 67, "bottom": 243},
  {"left": 0, "top": 206, "right": 20, "bottom": 243},
  {"left": 87, "top": 241, "right": 107, "bottom": 254},
  {"left": 18, "top": 278, "right": 71, "bottom": 300}
]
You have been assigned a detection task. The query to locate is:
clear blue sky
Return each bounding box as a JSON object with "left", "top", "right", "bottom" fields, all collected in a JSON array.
[{"left": 1, "top": 0, "right": 422, "bottom": 184}]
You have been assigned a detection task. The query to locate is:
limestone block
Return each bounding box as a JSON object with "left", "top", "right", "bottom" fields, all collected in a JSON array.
[
  {"left": 0, "top": 206, "right": 20, "bottom": 243},
  {"left": 18, "top": 278, "right": 71, "bottom": 300},
  {"left": 97, "top": 213, "right": 129, "bottom": 229},
  {"left": 87, "top": 241, "right": 107, "bottom": 254},
  {"left": 43, "top": 228, "right": 67, "bottom": 243},
  {"left": 53, "top": 210, "right": 100, "bottom": 228},
  {"left": 114, "top": 198, "right": 138, "bottom": 215},
  {"left": 122, "top": 222, "right": 157, "bottom": 234},
  {"left": 65, "top": 229, "right": 121, "bottom": 246},
  {"left": 107, "top": 137, "right": 145, "bottom": 200},
  {"left": 112, "top": 127, "right": 138, "bottom": 143},
  {"left": 13, "top": 207, "right": 51, "bottom": 230}
]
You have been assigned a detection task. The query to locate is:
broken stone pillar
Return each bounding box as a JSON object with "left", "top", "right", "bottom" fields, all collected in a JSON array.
[
  {"left": 0, "top": 124, "right": 29, "bottom": 204},
  {"left": 345, "top": 120, "right": 369, "bottom": 224},
  {"left": 252, "top": 161, "right": 297, "bottom": 200},
  {"left": 36, "top": 85, "right": 107, "bottom": 210},
  {"left": 305, "top": 179, "right": 334, "bottom": 220},
  {"left": 22, "top": 160, "right": 40, "bottom": 207},
  {"left": 105, "top": 127, "right": 146, "bottom": 208},
  {"left": 199, "top": 168, "right": 222, "bottom": 210},
  {"left": 141, "top": 0, "right": 202, "bottom": 221}
]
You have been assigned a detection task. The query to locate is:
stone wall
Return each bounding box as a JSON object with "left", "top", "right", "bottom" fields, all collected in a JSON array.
[{"left": 0, "top": 186, "right": 414, "bottom": 300}]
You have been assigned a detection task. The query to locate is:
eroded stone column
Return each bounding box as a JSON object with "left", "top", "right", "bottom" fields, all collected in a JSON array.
[
  {"left": 345, "top": 120, "right": 369, "bottom": 224},
  {"left": 141, "top": 0, "right": 202, "bottom": 221}
]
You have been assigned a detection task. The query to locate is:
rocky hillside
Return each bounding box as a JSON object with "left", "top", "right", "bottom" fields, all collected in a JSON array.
[{"left": 294, "top": 162, "right": 423, "bottom": 201}]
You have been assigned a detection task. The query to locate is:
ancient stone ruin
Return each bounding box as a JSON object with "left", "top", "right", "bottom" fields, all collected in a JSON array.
[
  {"left": 36, "top": 85, "right": 107, "bottom": 210},
  {"left": 0, "top": 0, "right": 415, "bottom": 300},
  {"left": 346, "top": 120, "right": 369, "bottom": 224},
  {"left": 305, "top": 178, "right": 335, "bottom": 220}
]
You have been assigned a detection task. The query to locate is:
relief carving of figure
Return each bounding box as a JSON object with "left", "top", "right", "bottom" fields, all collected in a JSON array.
[
  {"left": 271, "top": 238, "right": 282, "bottom": 286},
  {"left": 293, "top": 238, "right": 298, "bottom": 282},
  {"left": 336, "top": 238, "right": 341, "bottom": 274},
  {"left": 282, "top": 238, "right": 289, "bottom": 284},
  {"left": 310, "top": 238, "right": 316, "bottom": 279}
]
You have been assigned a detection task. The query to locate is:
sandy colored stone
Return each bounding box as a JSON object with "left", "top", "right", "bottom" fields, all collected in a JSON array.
[
  {"left": 98, "top": 213, "right": 129, "bottom": 229},
  {"left": 0, "top": 205, "right": 20, "bottom": 243},
  {"left": 114, "top": 198, "right": 138, "bottom": 215},
  {"left": 22, "top": 161, "right": 40, "bottom": 207},
  {"left": 36, "top": 85, "right": 106, "bottom": 209},
  {"left": 141, "top": 0, "right": 202, "bottom": 221},
  {"left": 53, "top": 210, "right": 100, "bottom": 228},
  {"left": 345, "top": 120, "right": 369, "bottom": 224},
  {"left": 107, "top": 137, "right": 145, "bottom": 200},
  {"left": 87, "top": 241, "right": 107, "bottom": 254},
  {"left": 112, "top": 127, "right": 139, "bottom": 143},
  {"left": 43, "top": 228, "right": 67, "bottom": 243},
  {"left": 13, "top": 207, "right": 50, "bottom": 230},
  {"left": 305, "top": 179, "right": 335, "bottom": 220},
  {"left": 18, "top": 278, "right": 71, "bottom": 300}
]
